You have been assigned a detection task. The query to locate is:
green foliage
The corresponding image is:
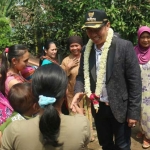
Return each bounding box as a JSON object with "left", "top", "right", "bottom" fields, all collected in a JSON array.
[
  {"left": 0, "top": 0, "right": 17, "bottom": 51},
  {"left": 5, "top": 0, "right": 150, "bottom": 58},
  {"left": 10, "top": 0, "right": 59, "bottom": 56},
  {"left": 43, "top": 0, "right": 150, "bottom": 54},
  {"left": 0, "top": 0, "right": 16, "bottom": 17},
  {"left": 41, "top": 0, "right": 103, "bottom": 57},
  {"left": 105, "top": 0, "right": 150, "bottom": 43},
  {"left": 0, "top": 17, "right": 12, "bottom": 52}
]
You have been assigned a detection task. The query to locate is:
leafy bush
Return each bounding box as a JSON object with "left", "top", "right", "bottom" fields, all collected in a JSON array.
[
  {"left": 7, "top": 0, "right": 150, "bottom": 59},
  {"left": 0, "top": 17, "right": 12, "bottom": 52}
]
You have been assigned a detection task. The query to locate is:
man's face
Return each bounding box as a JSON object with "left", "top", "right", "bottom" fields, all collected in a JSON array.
[{"left": 86, "top": 22, "right": 110, "bottom": 48}]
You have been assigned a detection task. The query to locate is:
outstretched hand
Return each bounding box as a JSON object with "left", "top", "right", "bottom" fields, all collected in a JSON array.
[
  {"left": 70, "top": 92, "right": 85, "bottom": 113},
  {"left": 73, "top": 103, "right": 85, "bottom": 115}
]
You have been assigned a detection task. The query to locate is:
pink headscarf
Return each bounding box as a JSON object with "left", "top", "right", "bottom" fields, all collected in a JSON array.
[{"left": 134, "top": 26, "right": 150, "bottom": 64}]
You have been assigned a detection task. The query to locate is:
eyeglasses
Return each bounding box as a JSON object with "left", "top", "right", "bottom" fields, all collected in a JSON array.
[
  {"left": 85, "top": 23, "right": 106, "bottom": 33},
  {"left": 86, "top": 26, "right": 104, "bottom": 33}
]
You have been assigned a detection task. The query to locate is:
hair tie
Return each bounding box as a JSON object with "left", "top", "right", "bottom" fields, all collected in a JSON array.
[
  {"left": 38, "top": 95, "right": 56, "bottom": 108},
  {"left": 5, "top": 48, "right": 9, "bottom": 53}
]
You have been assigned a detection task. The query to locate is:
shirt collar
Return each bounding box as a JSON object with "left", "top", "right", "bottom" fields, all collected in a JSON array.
[{"left": 94, "top": 44, "right": 104, "bottom": 54}]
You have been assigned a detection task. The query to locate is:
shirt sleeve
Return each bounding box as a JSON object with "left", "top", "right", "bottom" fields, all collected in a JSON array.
[
  {"left": 61, "top": 57, "right": 71, "bottom": 76},
  {"left": 1, "top": 122, "right": 18, "bottom": 150},
  {"left": 0, "top": 118, "right": 12, "bottom": 133},
  {"left": 74, "top": 48, "right": 85, "bottom": 94},
  {"left": 124, "top": 41, "right": 142, "bottom": 120}
]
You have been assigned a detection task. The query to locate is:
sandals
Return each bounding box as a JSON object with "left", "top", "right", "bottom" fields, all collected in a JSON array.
[{"left": 143, "top": 137, "right": 150, "bottom": 149}]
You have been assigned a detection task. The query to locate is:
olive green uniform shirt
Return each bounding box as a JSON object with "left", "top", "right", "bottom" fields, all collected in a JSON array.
[{"left": 1, "top": 114, "right": 90, "bottom": 150}]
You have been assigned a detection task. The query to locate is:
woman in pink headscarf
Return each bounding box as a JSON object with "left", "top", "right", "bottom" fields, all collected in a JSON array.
[{"left": 134, "top": 26, "right": 150, "bottom": 149}]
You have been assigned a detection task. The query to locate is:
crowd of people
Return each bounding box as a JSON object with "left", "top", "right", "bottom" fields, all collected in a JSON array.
[{"left": 0, "top": 8, "right": 150, "bottom": 150}]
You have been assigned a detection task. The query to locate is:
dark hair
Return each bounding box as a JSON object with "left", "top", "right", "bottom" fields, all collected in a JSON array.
[
  {"left": 67, "top": 36, "right": 83, "bottom": 50},
  {"left": 32, "top": 64, "right": 68, "bottom": 146},
  {"left": 39, "top": 40, "right": 56, "bottom": 66},
  {"left": 8, "top": 82, "right": 36, "bottom": 115},
  {"left": 0, "top": 44, "right": 28, "bottom": 95}
]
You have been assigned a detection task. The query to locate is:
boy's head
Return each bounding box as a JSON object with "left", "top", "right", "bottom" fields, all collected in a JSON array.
[{"left": 8, "top": 82, "right": 39, "bottom": 117}]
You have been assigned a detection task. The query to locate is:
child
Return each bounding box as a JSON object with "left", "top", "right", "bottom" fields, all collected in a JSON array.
[{"left": 0, "top": 82, "right": 39, "bottom": 133}]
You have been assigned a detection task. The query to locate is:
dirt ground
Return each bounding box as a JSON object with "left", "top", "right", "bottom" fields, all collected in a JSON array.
[{"left": 87, "top": 124, "right": 149, "bottom": 150}]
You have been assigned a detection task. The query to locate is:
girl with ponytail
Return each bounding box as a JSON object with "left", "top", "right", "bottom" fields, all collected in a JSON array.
[
  {"left": 0, "top": 45, "right": 29, "bottom": 125},
  {"left": 0, "top": 44, "right": 29, "bottom": 96}
]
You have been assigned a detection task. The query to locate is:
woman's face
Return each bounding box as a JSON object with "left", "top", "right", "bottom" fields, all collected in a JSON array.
[
  {"left": 14, "top": 51, "right": 30, "bottom": 71},
  {"left": 45, "top": 43, "right": 57, "bottom": 59},
  {"left": 139, "top": 32, "right": 150, "bottom": 48},
  {"left": 70, "top": 43, "right": 82, "bottom": 56}
]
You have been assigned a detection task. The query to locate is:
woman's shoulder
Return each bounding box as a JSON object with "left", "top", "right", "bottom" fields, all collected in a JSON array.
[
  {"left": 5, "top": 73, "right": 24, "bottom": 95},
  {"left": 3, "top": 115, "right": 39, "bottom": 134},
  {"left": 1, "top": 116, "right": 41, "bottom": 150},
  {"left": 41, "top": 59, "right": 52, "bottom": 66},
  {"left": 6, "top": 72, "right": 25, "bottom": 82},
  {"left": 5, "top": 73, "right": 25, "bottom": 90},
  {"left": 62, "top": 54, "right": 72, "bottom": 61},
  {"left": 59, "top": 114, "right": 90, "bottom": 149},
  {"left": 61, "top": 114, "right": 90, "bottom": 127}
]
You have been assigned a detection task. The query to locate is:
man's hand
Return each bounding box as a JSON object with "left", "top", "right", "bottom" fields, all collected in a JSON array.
[
  {"left": 127, "top": 118, "right": 137, "bottom": 127},
  {"left": 70, "top": 92, "right": 85, "bottom": 112}
]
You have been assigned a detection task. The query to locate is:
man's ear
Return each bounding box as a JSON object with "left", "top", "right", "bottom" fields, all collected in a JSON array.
[
  {"left": 44, "top": 50, "right": 47, "bottom": 54},
  {"left": 106, "top": 22, "right": 110, "bottom": 28}
]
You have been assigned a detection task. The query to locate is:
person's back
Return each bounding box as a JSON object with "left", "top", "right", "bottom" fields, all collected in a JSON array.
[
  {"left": 58, "top": 114, "right": 90, "bottom": 149},
  {"left": 1, "top": 114, "right": 89, "bottom": 150},
  {"left": 1, "top": 64, "right": 90, "bottom": 150}
]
